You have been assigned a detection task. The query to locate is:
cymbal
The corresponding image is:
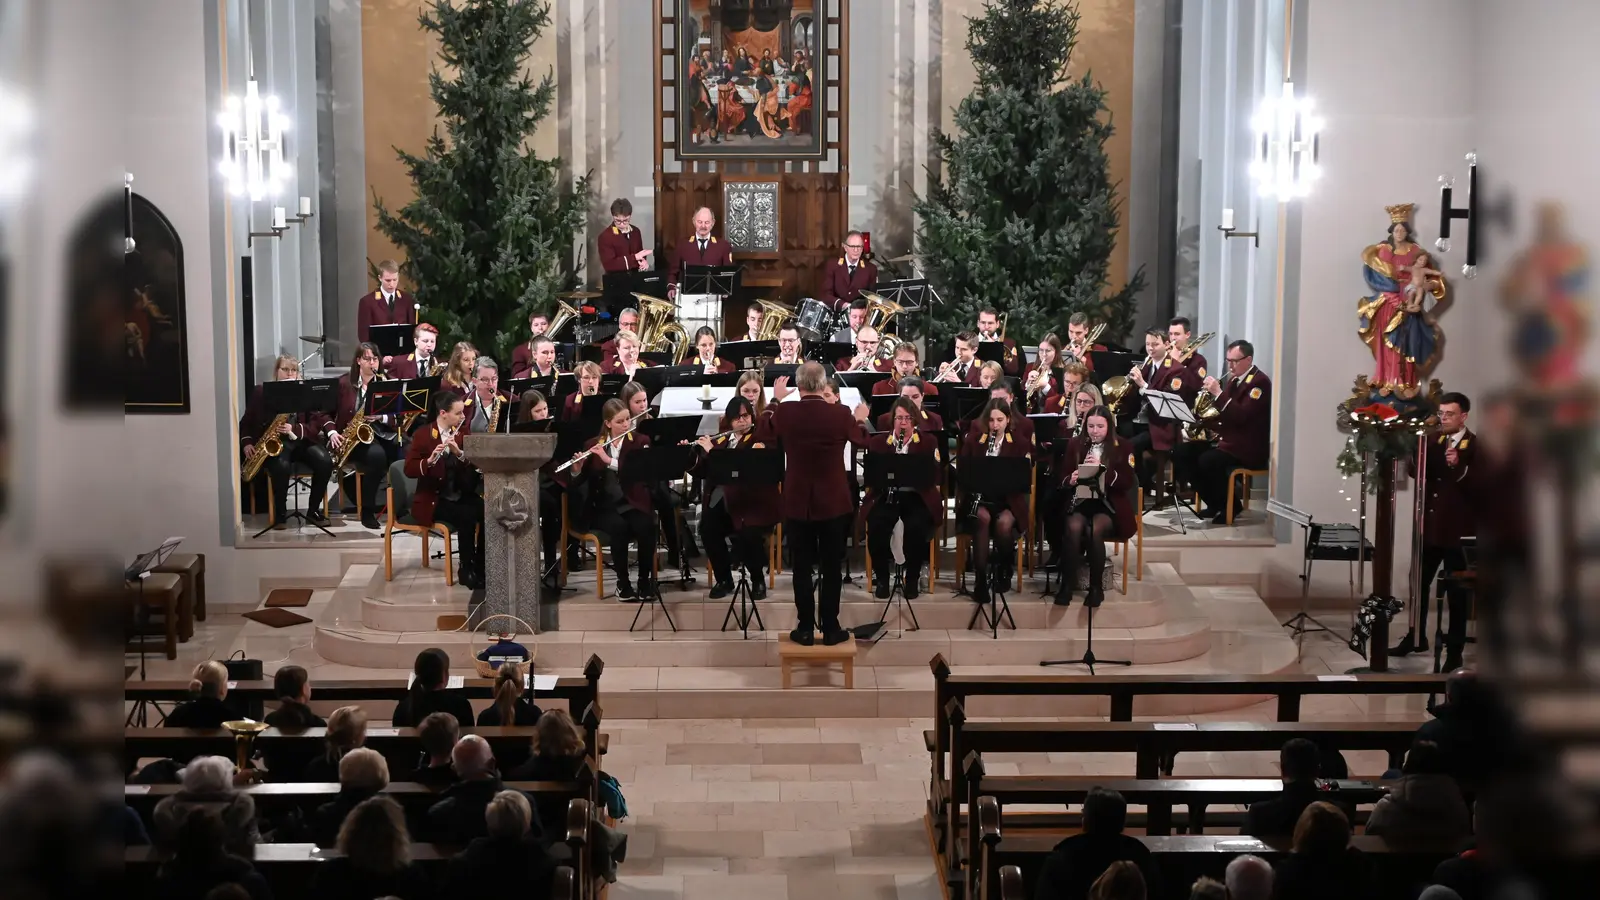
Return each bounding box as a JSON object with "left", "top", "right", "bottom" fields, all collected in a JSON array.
[
  {"left": 559, "top": 290, "right": 603, "bottom": 300},
  {"left": 887, "top": 253, "right": 919, "bottom": 264},
  {"left": 299, "top": 334, "right": 326, "bottom": 345}
]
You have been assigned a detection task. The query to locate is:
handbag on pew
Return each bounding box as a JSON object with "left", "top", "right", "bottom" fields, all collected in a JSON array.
[
  {"left": 469, "top": 613, "right": 536, "bottom": 678},
  {"left": 224, "top": 650, "right": 265, "bottom": 720}
]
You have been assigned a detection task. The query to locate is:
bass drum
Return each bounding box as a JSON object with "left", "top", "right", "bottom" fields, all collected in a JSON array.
[{"left": 794, "top": 297, "right": 833, "bottom": 341}]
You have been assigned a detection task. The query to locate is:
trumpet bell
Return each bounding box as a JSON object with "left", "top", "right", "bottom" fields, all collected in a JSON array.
[{"left": 1100, "top": 375, "right": 1132, "bottom": 406}]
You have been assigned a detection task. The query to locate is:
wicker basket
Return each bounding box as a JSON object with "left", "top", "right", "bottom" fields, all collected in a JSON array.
[{"left": 470, "top": 613, "right": 537, "bottom": 679}]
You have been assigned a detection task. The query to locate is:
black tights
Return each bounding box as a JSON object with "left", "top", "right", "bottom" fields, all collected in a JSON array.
[
  {"left": 972, "top": 506, "right": 1018, "bottom": 581},
  {"left": 592, "top": 508, "right": 657, "bottom": 585},
  {"left": 1062, "top": 511, "right": 1113, "bottom": 590}
]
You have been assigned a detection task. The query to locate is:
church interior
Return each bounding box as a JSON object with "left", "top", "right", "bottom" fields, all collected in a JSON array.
[{"left": 2, "top": 0, "right": 1599, "bottom": 897}]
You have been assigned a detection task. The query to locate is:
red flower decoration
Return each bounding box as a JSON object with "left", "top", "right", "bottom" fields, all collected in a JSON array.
[{"left": 1353, "top": 403, "right": 1400, "bottom": 421}]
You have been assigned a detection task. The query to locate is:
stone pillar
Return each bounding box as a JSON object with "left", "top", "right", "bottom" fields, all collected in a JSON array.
[{"left": 464, "top": 434, "right": 557, "bottom": 632}]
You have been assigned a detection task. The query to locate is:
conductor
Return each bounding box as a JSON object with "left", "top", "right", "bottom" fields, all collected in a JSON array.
[{"left": 759, "top": 362, "right": 872, "bottom": 646}]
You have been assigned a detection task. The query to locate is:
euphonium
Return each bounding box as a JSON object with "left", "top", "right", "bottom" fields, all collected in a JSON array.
[
  {"left": 331, "top": 411, "right": 376, "bottom": 473},
  {"left": 243, "top": 413, "right": 293, "bottom": 481},
  {"left": 862, "top": 291, "right": 905, "bottom": 352},
  {"left": 546, "top": 299, "right": 579, "bottom": 340},
  {"left": 1100, "top": 375, "right": 1133, "bottom": 407},
  {"left": 753, "top": 298, "right": 796, "bottom": 340},
  {"left": 631, "top": 292, "right": 688, "bottom": 359}
]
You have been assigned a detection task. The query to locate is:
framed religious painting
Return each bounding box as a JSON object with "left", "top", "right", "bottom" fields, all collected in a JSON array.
[
  {"left": 676, "top": 0, "right": 825, "bottom": 159},
  {"left": 125, "top": 194, "right": 192, "bottom": 414}
]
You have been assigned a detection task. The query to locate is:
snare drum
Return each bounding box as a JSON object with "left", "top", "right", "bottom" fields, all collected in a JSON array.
[{"left": 794, "top": 297, "right": 832, "bottom": 340}]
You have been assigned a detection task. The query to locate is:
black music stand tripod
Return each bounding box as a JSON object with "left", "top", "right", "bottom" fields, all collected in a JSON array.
[
  {"left": 959, "top": 456, "right": 1030, "bottom": 638},
  {"left": 620, "top": 446, "right": 696, "bottom": 638},
  {"left": 857, "top": 452, "right": 937, "bottom": 641},
  {"left": 707, "top": 449, "right": 784, "bottom": 639},
  {"left": 252, "top": 377, "right": 340, "bottom": 538},
  {"left": 1142, "top": 388, "right": 1203, "bottom": 532},
  {"left": 126, "top": 537, "right": 184, "bottom": 726}
]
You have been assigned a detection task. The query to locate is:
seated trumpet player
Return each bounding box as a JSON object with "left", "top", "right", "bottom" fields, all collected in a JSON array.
[
  {"left": 463, "top": 357, "right": 510, "bottom": 434},
  {"left": 873, "top": 342, "right": 940, "bottom": 396},
  {"left": 836, "top": 326, "right": 890, "bottom": 372},
  {"left": 691, "top": 396, "right": 778, "bottom": 601},
  {"left": 772, "top": 324, "right": 806, "bottom": 365},
  {"left": 405, "top": 391, "right": 484, "bottom": 589},
  {"left": 241, "top": 354, "right": 335, "bottom": 529},
  {"left": 1171, "top": 340, "right": 1271, "bottom": 524},
  {"left": 1022, "top": 334, "right": 1066, "bottom": 414},
  {"left": 960, "top": 398, "right": 1034, "bottom": 605},
  {"left": 562, "top": 361, "right": 604, "bottom": 421},
  {"left": 1056, "top": 404, "right": 1137, "bottom": 608},
  {"left": 974, "top": 308, "right": 1022, "bottom": 376},
  {"left": 875, "top": 377, "right": 944, "bottom": 433},
  {"left": 861, "top": 397, "right": 941, "bottom": 600},
  {"left": 1119, "top": 327, "right": 1197, "bottom": 508},
  {"left": 688, "top": 326, "right": 736, "bottom": 374},
  {"left": 323, "top": 342, "right": 399, "bottom": 530},
  {"left": 1063, "top": 311, "right": 1107, "bottom": 372},
  {"left": 384, "top": 323, "right": 442, "bottom": 380},
  {"left": 571, "top": 398, "right": 657, "bottom": 601},
  {"left": 603, "top": 330, "right": 653, "bottom": 380},
  {"left": 510, "top": 324, "right": 559, "bottom": 380},
  {"left": 933, "top": 332, "right": 983, "bottom": 385}
]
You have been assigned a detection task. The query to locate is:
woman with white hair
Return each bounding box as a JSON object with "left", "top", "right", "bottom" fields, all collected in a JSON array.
[
  {"left": 151, "top": 755, "right": 260, "bottom": 855},
  {"left": 311, "top": 747, "right": 390, "bottom": 848},
  {"left": 447, "top": 790, "right": 557, "bottom": 895},
  {"left": 164, "top": 661, "right": 236, "bottom": 730}
]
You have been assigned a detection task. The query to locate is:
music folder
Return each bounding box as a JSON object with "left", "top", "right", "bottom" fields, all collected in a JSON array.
[
  {"left": 958, "top": 456, "right": 1032, "bottom": 497},
  {"left": 706, "top": 448, "right": 784, "bottom": 487},
  {"left": 263, "top": 377, "right": 341, "bottom": 416},
  {"left": 973, "top": 341, "right": 1006, "bottom": 365},
  {"left": 762, "top": 364, "right": 799, "bottom": 386},
  {"left": 680, "top": 264, "right": 741, "bottom": 297},
  {"left": 716, "top": 339, "right": 780, "bottom": 365},
  {"left": 836, "top": 371, "right": 890, "bottom": 395},
  {"left": 509, "top": 418, "right": 557, "bottom": 434},
  {"left": 504, "top": 375, "right": 558, "bottom": 401},
  {"left": 368, "top": 323, "right": 413, "bottom": 358},
  {"left": 640, "top": 414, "right": 703, "bottom": 447},
  {"left": 863, "top": 451, "right": 937, "bottom": 494}
]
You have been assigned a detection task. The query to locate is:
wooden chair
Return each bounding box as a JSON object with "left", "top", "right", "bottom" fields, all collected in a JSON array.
[
  {"left": 127, "top": 574, "right": 183, "bottom": 660},
  {"left": 383, "top": 459, "right": 456, "bottom": 585},
  {"left": 560, "top": 494, "right": 606, "bottom": 599},
  {"left": 153, "top": 553, "right": 205, "bottom": 641},
  {"left": 1227, "top": 468, "right": 1270, "bottom": 524}
]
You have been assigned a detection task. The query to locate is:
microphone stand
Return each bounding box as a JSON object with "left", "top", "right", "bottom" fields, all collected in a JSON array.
[{"left": 1041, "top": 480, "right": 1131, "bottom": 674}]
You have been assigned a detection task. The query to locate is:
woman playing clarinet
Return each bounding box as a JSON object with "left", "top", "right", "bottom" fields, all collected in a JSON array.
[
  {"left": 1055, "top": 404, "right": 1137, "bottom": 608},
  {"left": 959, "top": 398, "right": 1033, "bottom": 606}
]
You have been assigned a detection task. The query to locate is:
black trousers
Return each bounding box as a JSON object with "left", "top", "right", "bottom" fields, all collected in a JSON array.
[
  {"left": 699, "top": 500, "right": 769, "bottom": 584},
  {"left": 1414, "top": 544, "right": 1471, "bottom": 652},
  {"left": 1187, "top": 446, "right": 1247, "bottom": 513},
  {"left": 787, "top": 515, "right": 849, "bottom": 632},
  {"left": 341, "top": 436, "right": 401, "bottom": 513},
  {"left": 649, "top": 485, "right": 686, "bottom": 564},
  {"left": 263, "top": 440, "right": 333, "bottom": 518},
  {"left": 592, "top": 507, "right": 657, "bottom": 584},
  {"left": 432, "top": 494, "right": 485, "bottom": 573},
  {"left": 539, "top": 484, "right": 562, "bottom": 570},
  {"left": 865, "top": 497, "right": 932, "bottom": 585}
]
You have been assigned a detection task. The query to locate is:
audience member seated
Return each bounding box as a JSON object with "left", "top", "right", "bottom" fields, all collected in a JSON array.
[
  {"left": 1088, "top": 860, "right": 1146, "bottom": 900},
  {"left": 1428, "top": 777, "right": 1586, "bottom": 900},
  {"left": 261, "top": 665, "right": 325, "bottom": 782},
  {"left": 164, "top": 661, "right": 237, "bottom": 730},
  {"left": 303, "top": 706, "right": 368, "bottom": 783},
  {"left": 447, "top": 790, "right": 556, "bottom": 900},
  {"left": 1032, "top": 787, "right": 1157, "bottom": 900},
  {"left": 476, "top": 662, "right": 543, "bottom": 726},
  {"left": 1242, "top": 738, "right": 1353, "bottom": 836},
  {"left": 153, "top": 808, "right": 272, "bottom": 900},
  {"left": 404, "top": 712, "right": 461, "bottom": 788},
  {"left": 391, "top": 647, "right": 473, "bottom": 728},
  {"left": 1413, "top": 669, "right": 1534, "bottom": 800},
  {"left": 153, "top": 756, "right": 260, "bottom": 855},
  {"left": 312, "top": 748, "right": 390, "bottom": 848},
  {"left": 425, "top": 735, "right": 539, "bottom": 844},
  {"left": 1269, "top": 801, "right": 1372, "bottom": 900},
  {"left": 1186, "top": 876, "right": 1226, "bottom": 900},
  {"left": 1224, "top": 854, "right": 1273, "bottom": 900},
  {"left": 506, "top": 708, "right": 589, "bottom": 828},
  {"left": 308, "top": 796, "right": 432, "bottom": 900},
  {"left": 1365, "top": 740, "right": 1471, "bottom": 843}
]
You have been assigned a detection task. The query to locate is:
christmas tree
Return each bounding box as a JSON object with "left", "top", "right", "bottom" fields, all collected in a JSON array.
[
  {"left": 914, "top": 0, "right": 1143, "bottom": 345},
  {"left": 373, "top": 0, "right": 590, "bottom": 361}
]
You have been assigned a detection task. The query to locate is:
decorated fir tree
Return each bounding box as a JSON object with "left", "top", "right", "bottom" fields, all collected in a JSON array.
[
  {"left": 914, "top": 0, "right": 1143, "bottom": 345},
  {"left": 373, "top": 0, "right": 589, "bottom": 361}
]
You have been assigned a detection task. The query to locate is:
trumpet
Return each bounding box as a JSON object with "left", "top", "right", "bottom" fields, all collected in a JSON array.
[
  {"left": 553, "top": 411, "right": 650, "bottom": 473},
  {"left": 1025, "top": 367, "right": 1051, "bottom": 405}
]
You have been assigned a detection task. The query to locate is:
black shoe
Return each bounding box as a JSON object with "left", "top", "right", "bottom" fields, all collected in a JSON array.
[
  {"left": 1085, "top": 584, "right": 1106, "bottom": 608},
  {"left": 1053, "top": 590, "right": 1073, "bottom": 608},
  {"left": 1210, "top": 511, "right": 1229, "bottom": 525},
  {"left": 614, "top": 580, "right": 637, "bottom": 601},
  {"left": 751, "top": 579, "right": 767, "bottom": 600},
  {"left": 1390, "top": 631, "right": 1419, "bottom": 657},
  {"left": 306, "top": 510, "right": 331, "bottom": 525},
  {"left": 874, "top": 575, "right": 892, "bottom": 600},
  {"left": 360, "top": 513, "right": 381, "bottom": 530},
  {"left": 905, "top": 572, "right": 921, "bottom": 600},
  {"left": 974, "top": 579, "right": 990, "bottom": 607},
  {"left": 788, "top": 627, "right": 814, "bottom": 646},
  {"left": 637, "top": 576, "right": 658, "bottom": 599},
  {"left": 821, "top": 628, "right": 851, "bottom": 646},
  {"left": 458, "top": 569, "right": 484, "bottom": 591},
  {"left": 1442, "top": 652, "right": 1464, "bottom": 673},
  {"left": 709, "top": 581, "right": 735, "bottom": 600}
]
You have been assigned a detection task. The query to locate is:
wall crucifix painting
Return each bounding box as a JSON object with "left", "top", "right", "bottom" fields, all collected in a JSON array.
[{"left": 677, "top": 0, "right": 824, "bottom": 159}]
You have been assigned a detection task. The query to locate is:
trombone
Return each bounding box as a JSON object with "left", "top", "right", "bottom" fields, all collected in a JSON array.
[{"left": 1176, "top": 331, "right": 1215, "bottom": 363}]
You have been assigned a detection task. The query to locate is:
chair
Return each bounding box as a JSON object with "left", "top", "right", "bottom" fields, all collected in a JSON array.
[
  {"left": 383, "top": 459, "right": 455, "bottom": 585},
  {"left": 153, "top": 553, "right": 205, "bottom": 640},
  {"left": 561, "top": 494, "right": 607, "bottom": 599},
  {"left": 1227, "top": 468, "right": 1270, "bottom": 524},
  {"left": 127, "top": 574, "right": 183, "bottom": 660}
]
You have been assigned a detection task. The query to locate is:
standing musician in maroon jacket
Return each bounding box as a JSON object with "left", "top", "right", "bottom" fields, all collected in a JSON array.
[
  {"left": 691, "top": 396, "right": 779, "bottom": 601},
  {"left": 1170, "top": 339, "right": 1271, "bottom": 525},
  {"left": 861, "top": 398, "right": 941, "bottom": 601},
  {"left": 960, "top": 398, "right": 1035, "bottom": 605},
  {"left": 322, "top": 342, "right": 400, "bottom": 530},
  {"left": 598, "top": 198, "right": 652, "bottom": 273},
  {"left": 1391, "top": 391, "right": 1476, "bottom": 670},
  {"left": 759, "top": 363, "right": 873, "bottom": 645},
  {"left": 572, "top": 398, "right": 658, "bottom": 601},
  {"left": 1056, "top": 404, "right": 1138, "bottom": 607},
  {"left": 404, "top": 391, "right": 483, "bottom": 589},
  {"left": 668, "top": 207, "right": 734, "bottom": 300},
  {"left": 356, "top": 259, "right": 416, "bottom": 351},
  {"left": 818, "top": 231, "right": 877, "bottom": 310}
]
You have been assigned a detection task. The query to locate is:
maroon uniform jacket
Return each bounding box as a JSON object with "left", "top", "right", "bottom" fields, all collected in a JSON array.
[
  {"left": 858, "top": 430, "right": 942, "bottom": 522},
  {"left": 818, "top": 256, "right": 878, "bottom": 310},
  {"left": 669, "top": 235, "right": 734, "bottom": 289},
  {"left": 977, "top": 336, "right": 1022, "bottom": 376},
  {"left": 834, "top": 355, "right": 892, "bottom": 374},
  {"left": 509, "top": 342, "right": 560, "bottom": 380},
  {"left": 320, "top": 373, "right": 400, "bottom": 437},
  {"left": 931, "top": 359, "right": 983, "bottom": 387},
  {"left": 598, "top": 225, "right": 647, "bottom": 273},
  {"left": 1119, "top": 356, "right": 1199, "bottom": 452},
  {"left": 873, "top": 377, "right": 939, "bottom": 397},
  {"left": 688, "top": 356, "right": 737, "bottom": 375},
  {"left": 239, "top": 384, "right": 325, "bottom": 455},
  {"left": 356, "top": 289, "right": 416, "bottom": 343},
  {"left": 1021, "top": 363, "right": 1065, "bottom": 414},
  {"left": 690, "top": 430, "right": 781, "bottom": 529},
  {"left": 602, "top": 358, "right": 652, "bottom": 379},
  {"left": 756, "top": 395, "right": 870, "bottom": 521},
  {"left": 581, "top": 430, "right": 653, "bottom": 513},
  {"left": 1466, "top": 439, "right": 1525, "bottom": 557},
  {"left": 463, "top": 390, "right": 512, "bottom": 434},
  {"left": 875, "top": 407, "right": 944, "bottom": 435},
  {"left": 1420, "top": 429, "right": 1476, "bottom": 548},
  {"left": 963, "top": 406, "right": 1035, "bottom": 446},
  {"left": 1059, "top": 434, "right": 1139, "bottom": 542},
  {"left": 959, "top": 427, "right": 1035, "bottom": 525},
  {"left": 1213, "top": 366, "right": 1271, "bottom": 469},
  {"left": 1065, "top": 342, "right": 1108, "bottom": 375},
  {"left": 1179, "top": 350, "right": 1210, "bottom": 380},
  {"left": 403, "top": 418, "right": 474, "bottom": 527},
  {"left": 384, "top": 351, "right": 441, "bottom": 382}
]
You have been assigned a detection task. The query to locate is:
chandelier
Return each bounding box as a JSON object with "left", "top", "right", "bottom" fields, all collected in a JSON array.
[
  {"left": 218, "top": 75, "right": 288, "bottom": 202},
  {"left": 1249, "top": 79, "right": 1322, "bottom": 201}
]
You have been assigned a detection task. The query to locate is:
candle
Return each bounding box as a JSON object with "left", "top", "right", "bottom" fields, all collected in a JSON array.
[
  {"left": 701, "top": 384, "right": 712, "bottom": 401},
  {"left": 1220, "top": 208, "right": 1235, "bottom": 230},
  {"left": 298, "top": 196, "right": 312, "bottom": 216},
  {"left": 272, "top": 207, "right": 287, "bottom": 229}
]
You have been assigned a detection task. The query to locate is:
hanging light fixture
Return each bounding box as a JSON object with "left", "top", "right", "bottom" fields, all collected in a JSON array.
[
  {"left": 1250, "top": 80, "right": 1322, "bottom": 201},
  {"left": 217, "top": 2, "right": 288, "bottom": 202}
]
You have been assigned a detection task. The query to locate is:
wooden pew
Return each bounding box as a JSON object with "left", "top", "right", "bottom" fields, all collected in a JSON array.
[
  {"left": 926, "top": 654, "right": 1443, "bottom": 831},
  {"left": 939, "top": 699, "right": 1420, "bottom": 897},
  {"left": 973, "top": 796, "right": 1459, "bottom": 900}
]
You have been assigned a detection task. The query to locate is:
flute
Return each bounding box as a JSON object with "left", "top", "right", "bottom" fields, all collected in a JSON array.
[{"left": 553, "top": 411, "right": 650, "bottom": 472}]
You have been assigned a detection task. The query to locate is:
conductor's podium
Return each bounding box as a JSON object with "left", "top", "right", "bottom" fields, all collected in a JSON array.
[{"left": 778, "top": 634, "right": 857, "bottom": 689}]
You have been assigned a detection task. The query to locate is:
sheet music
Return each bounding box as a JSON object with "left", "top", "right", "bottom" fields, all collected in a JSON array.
[
  {"left": 406, "top": 674, "right": 465, "bottom": 690},
  {"left": 522, "top": 674, "right": 558, "bottom": 692}
]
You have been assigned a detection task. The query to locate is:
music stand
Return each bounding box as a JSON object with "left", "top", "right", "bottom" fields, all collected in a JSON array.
[
  {"left": 1269, "top": 499, "right": 1361, "bottom": 659},
  {"left": 973, "top": 342, "right": 1005, "bottom": 366},
  {"left": 1142, "top": 389, "right": 1204, "bottom": 531},
  {"left": 602, "top": 271, "right": 665, "bottom": 314},
  {"left": 956, "top": 457, "right": 1030, "bottom": 637},
  {"left": 706, "top": 449, "right": 784, "bottom": 639},
  {"left": 814, "top": 341, "right": 856, "bottom": 365},
  {"left": 509, "top": 418, "right": 557, "bottom": 434},
  {"left": 639, "top": 351, "right": 677, "bottom": 367},
  {"left": 680, "top": 264, "right": 740, "bottom": 298},
  {"left": 253, "top": 378, "right": 340, "bottom": 537},
  {"left": 836, "top": 371, "right": 891, "bottom": 396},
  {"left": 868, "top": 394, "right": 899, "bottom": 424},
  {"left": 871, "top": 278, "right": 930, "bottom": 313},
  {"left": 856, "top": 452, "right": 938, "bottom": 641},
  {"left": 717, "top": 339, "right": 780, "bottom": 367},
  {"left": 619, "top": 445, "right": 698, "bottom": 638},
  {"left": 1041, "top": 472, "right": 1133, "bottom": 673},
  {"left": 368, "top": 324, "right": 413, "bottom": 360},
  {"left": 505, "top": 375, "right": 558, "bottom": 402},
  {"left": 126, "top": 536, "right": 184, "bottom": 725},
  {"left": 941, "top": 387, "right": 991, "bottom": 432},
  {"left": 1087, "top": 349, "right": 1140, "bottom": 389},
  {"left": 398, "top": 375, "right": 442, "bottom": 436},
  {"left": 762, "top": 364, "right": 800, "bottom": 386}
]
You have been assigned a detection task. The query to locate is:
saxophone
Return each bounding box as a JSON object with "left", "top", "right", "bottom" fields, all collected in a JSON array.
[
  {"left": 243, "top": 414, "right": 293, "bottom": 481},
  {"left": 331, "top": 411, "right": 375, "bottom": 473},
  {"left": 487, "top": 395, "right": 503, "bottom": 434}
]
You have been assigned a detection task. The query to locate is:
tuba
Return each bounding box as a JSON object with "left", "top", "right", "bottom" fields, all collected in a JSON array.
[
  {"left": 546, "top": 299, "right": 579, "bottom": 340},
  {"left": 630, "top": 292, "right": 688, "bottom": 360},
  {"left": 752, "top": 299, "right": 796, "bottom": 340},
  {"left": 861, "top": 291, "right": 906, "bottom": 358},
  {"left": 243, "top": 413, "right": 293, "bottom": 482}
]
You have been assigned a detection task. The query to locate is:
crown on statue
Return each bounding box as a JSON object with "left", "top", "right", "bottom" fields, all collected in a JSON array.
[{"left": 1385, "top": 203, "right": 1416, "bottom": 224}]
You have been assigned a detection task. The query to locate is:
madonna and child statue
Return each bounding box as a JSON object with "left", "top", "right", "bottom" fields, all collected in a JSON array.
[{"left": 1354, "top": 203, "right": 1449, "bottom": 404}]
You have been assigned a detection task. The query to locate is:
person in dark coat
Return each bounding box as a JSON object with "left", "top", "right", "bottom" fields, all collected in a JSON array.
[
  {"left": 390, "top": 647, "right": 474, "bottom": 728},
  {"left": 261, "top": 665, "right": 325, "bottom": 781},
  {"left": 506, "top": 709, "right": 589, "bottom": 831},
  {"left": 1269, "top": 802, "right": 1373, "bottom": 900},
  {"left": 154, "top": 807, "right": 273, "bottom": 900},
  {"left": 1243, "top": 739, "right": 1353, "bottom": 836},
  {"left": 310, "top": 748, "right": 389, "bottom": 848},
  {"left": 424, "top": 735, "right": 540, "bottom": 845},
  {"left": 404, "top": 712, "right": 461, "bottom": 788},
  {"left": 308, "top": 796, "right": 431, "bottom": 900},
  {"left": 447, "top": 790, "right": 556, "bottom": 900},
  {"left": 301, "top": 705, "right": 368, "bottom": 784},
  {"left": 164, "top": 661, "right": 238, "bottom": 731},
  {"left": 1032, "top": 788, "right": 1157, "bottom": 900},
  {"left": 1411, "top": 669, "right": 1537, "bottom": 801}
]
